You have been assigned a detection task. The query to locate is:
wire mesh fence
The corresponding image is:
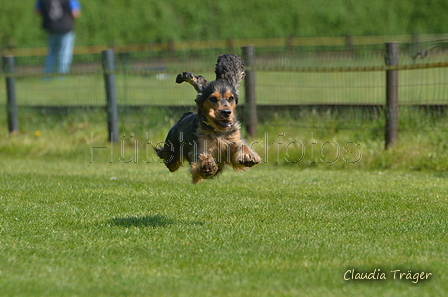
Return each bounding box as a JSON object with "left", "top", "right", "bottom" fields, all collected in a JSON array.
[{"left": 1, "top": 38, "right": 448, "bottom": 138}]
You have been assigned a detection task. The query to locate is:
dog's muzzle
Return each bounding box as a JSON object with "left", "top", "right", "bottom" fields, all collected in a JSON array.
[{"left": 220, "top": 109, "right": 232, "bottom": 118}]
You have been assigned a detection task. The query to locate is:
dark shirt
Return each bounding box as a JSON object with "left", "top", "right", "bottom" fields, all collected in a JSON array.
[{"left": 36, "top": 0, "right": 81, "bottom": 33}]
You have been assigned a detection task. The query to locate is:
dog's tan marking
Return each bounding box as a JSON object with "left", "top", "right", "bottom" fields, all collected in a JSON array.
[{"left": 223, "top": 91, "right": 235, "bottom": 101}]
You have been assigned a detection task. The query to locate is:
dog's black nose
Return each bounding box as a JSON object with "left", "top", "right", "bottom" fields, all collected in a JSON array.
[{"left": 220, "top": 109, "right": 232, "bottom": 118}]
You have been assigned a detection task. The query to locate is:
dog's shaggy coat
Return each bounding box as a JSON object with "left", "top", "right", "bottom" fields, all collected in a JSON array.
[{"left": 155, "top": 54, "right": 261, "bottom": 184}]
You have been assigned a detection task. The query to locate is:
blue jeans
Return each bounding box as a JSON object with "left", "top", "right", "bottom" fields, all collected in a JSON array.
[{"left": 44, "top": 31, "right": 75, "bottom": 74}]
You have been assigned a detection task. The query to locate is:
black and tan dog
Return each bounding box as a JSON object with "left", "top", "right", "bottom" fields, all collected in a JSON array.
[{"left": 154, "top": 54, "right": 261, "bottom": 184}]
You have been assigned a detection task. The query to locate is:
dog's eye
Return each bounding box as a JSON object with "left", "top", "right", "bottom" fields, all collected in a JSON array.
[
  {"left": 209, "top": 97, "right": 218, "bottom": 103},
  {"left": 228, "top": 96, "right": 235, "bottom": 102}
]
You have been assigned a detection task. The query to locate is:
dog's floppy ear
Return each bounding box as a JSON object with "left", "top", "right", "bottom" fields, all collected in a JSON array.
[
  {"left": 176, "top": 72, "right": 209, "bottom": 94},
  {"left": 215, "top": 54, "right": 245, "bottom": 89}
]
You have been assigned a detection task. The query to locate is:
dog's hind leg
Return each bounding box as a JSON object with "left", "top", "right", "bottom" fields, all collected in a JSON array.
[
  {"left": 154, "top": 139, "right": 183, "bottom": 172},
  {"left": 190, "top": 153, "right": 218, "bottom": 184}
]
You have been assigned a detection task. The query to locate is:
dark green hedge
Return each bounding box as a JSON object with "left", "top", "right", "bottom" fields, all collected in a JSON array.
[{"left": 2, "top": 0, "right": 448, "bottom": 48}]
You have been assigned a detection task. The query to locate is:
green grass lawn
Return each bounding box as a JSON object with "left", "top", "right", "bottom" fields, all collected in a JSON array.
[
  {"left": 0, "top": 156, "right": 446, "bottom": 296},
  {"left": 1, "top": 44, "right": 447, "bottom": 297}
]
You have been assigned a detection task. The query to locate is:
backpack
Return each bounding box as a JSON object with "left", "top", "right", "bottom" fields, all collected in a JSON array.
[{"left": 41, "top": 0, "right": 74, "bottom": 33}]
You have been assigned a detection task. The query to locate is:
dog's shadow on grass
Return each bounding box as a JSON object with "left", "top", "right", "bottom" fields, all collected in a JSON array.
[{"left": 110, "top": 214, "right": 204, "bottom": 228}]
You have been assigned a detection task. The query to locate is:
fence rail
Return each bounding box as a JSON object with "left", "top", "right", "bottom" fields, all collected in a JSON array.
[
  {"left": 2, "top": 39, "right": 448, "bottom": 148},
  {"left": 252, "top": 62, "right": 448, "bottom": 72},
  {"left": 3, "top": 33, "right": 448, "bottom": 57}
]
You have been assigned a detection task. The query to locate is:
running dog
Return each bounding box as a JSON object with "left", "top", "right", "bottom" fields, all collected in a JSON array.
[{"left": 154, "top": 54, "right": 261, "bottom": 184}]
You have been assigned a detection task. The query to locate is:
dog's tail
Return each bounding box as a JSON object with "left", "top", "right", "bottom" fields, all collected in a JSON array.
[{"left": 215, "top": 54, "right": 245, "bottom": 88}]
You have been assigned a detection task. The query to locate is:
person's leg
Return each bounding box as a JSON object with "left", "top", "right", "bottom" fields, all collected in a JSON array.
[
  {"left": 44, "top": 34, "right": 59, "bottom": 74},
  {"left": 58, "top": 31, "right": 75, "bottom": 74}
]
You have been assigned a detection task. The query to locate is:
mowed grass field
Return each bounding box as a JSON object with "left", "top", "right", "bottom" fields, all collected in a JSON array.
[
  {"left": 0, "top": 156, "right": 447, "bottom": 296},
  {"left": 1, "top": 53, "right": 447, "bottom": 295}
]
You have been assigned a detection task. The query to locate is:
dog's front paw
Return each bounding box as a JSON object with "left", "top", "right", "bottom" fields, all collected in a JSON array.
[
  {"left": 197, "top": 154, "right": 218, "bottom": 178},
  {"left": 237, "top": 151, "right": 262, "bottom": 167}
]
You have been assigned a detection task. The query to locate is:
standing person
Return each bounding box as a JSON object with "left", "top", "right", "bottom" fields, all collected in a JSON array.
[{"left": 35, "top": 0, "right": 81, "bottom": 75}]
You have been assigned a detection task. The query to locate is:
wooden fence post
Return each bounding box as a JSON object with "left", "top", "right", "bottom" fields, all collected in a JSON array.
[
  {"left": 2, "top": 55, "right": 19, "bottom": 133},
  {"left": 286, "top": 36, "right": 294, "bottom": 52},
  {"left": 102, "top": 49, "right": 119, "bottom": 143},
  {"left": 226, "top": 39, "right": 235, "bottom": 52},
  {"left": 168, "top": 40, "right": 176, "bottom": 57},
  {"left": 345, "top": 32, "right": 354, "bottom": 52},
  {"left": 385, "top": 42, "right": 399, "bottom": 149},
  {"left": 242, "top": 46, "right": 257, "bottom": 138}
]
